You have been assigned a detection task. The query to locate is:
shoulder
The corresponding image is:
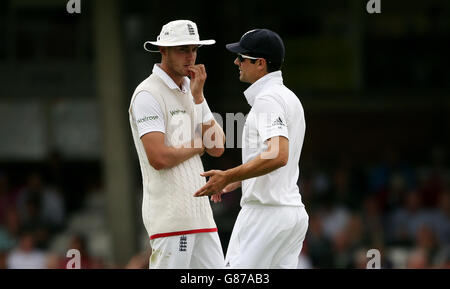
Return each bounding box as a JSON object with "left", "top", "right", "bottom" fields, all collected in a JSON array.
[
  {"left": 133, "top": 91, "right": 159, "bottom": 107},
  {"left": 132, "top": 91, "right": 164, "bottom": 117},
  {"left": 254, "top": 91, "right": 286, "bottom": 113}
]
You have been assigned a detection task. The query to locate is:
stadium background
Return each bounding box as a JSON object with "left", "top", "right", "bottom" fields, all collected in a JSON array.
[{"left": 0, "top": 0, "right": 449, "bottom": 268}]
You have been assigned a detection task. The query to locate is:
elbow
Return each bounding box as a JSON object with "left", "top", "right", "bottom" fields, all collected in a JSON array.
[
  {"left": 149, "top": 157, "right": 168, "bottom": 171},
  {"left": 278, "top": 157, "right": 288, "bottom": 168},
  {"left": 208, "top": 147, "right": 225, "bottom": 158},
  {"left": 277, "top": 153, "right": 289, "bottom": 168}
]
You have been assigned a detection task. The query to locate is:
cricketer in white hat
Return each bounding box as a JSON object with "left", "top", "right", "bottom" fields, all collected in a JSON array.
[{"left": 128, "top": 20, "right": 225, "bottom": 269}]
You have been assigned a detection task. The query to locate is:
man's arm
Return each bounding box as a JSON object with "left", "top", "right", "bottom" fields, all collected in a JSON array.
[
  {"left": 227, "top": 135, "right": 288, "bottom": 182},
  {"left": 193, "top": 136, "right": 288, "bottom": 197},
  {"left": 188, "top": 64, "right": 225, "bottom": 158},
  {"left": 141, "top": 132, "right": 204, "bottom": 170},
  {"left": 200, "top": 118, "right": 225, "bottom": 157}
]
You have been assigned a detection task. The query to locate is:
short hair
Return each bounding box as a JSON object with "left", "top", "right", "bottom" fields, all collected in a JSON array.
[{"left": 249, "top": 57, "right": 282, "bottom": 73}]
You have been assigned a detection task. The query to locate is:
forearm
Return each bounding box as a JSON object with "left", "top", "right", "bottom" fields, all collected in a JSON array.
[
  {"left": 160, "top": 139, "right": 204, "bottom": 169},
  {"left": 202, "top": 120, "right": 225, "bottom": 157},
  {"left": 225, "top": 154, "right": 284, "bottom": 184},
  {"left": 194, "top": 96, "right": 225, "bottom": 157},
  {"left": 225, "top": 137, "right": 288, "bottom": 183}
]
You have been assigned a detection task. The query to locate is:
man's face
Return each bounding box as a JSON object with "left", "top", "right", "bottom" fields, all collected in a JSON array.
[
  {"left": 233, "top": 55, "right": 261, "bottom": 84},
  {"left": 162, "top": 45, "right": 198, "bottom": 77}
]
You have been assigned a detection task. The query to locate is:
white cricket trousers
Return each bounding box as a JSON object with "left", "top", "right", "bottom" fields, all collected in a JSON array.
[
  {"left": 225, "top": 204, "right": 309, "bottom": 269},
  {"left": 149, "top": 232, "right": 224, "bottom": 269}
]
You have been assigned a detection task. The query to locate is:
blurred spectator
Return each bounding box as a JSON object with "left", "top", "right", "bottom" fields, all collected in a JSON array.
[
  {"left": 406, "top": 248, "right": 429, "bottom": 269},
  {"left": 413, "top": 224, "right": 449, "bottom": 268},
  {"left": 16, "top": 173, "right": 65, "bottom": 235},
  {"left": 431, "top": 191, "right": 450, "bottom": 245},
  {"left": 368, "top": 149, "right": 415, "bottom": 211},
  {"left": 6, "top": 229, "right": 47, "bottom": 269},
  {"left": 125, "top": 248, "right": 151, "bottom": 269},
  {"left": 331, "top": 154, "right": 365, "bottom": 210},
  {"left": 321, "top": 204, "right": 350, "bottom": 240},
  {"left": 361, "top": 195, "right": 385, "bottom": 247},
  {"left": 0, "top": 208, "right": 20, "bottom": 252},
  {"left": 305, "top": 213, "right": 334, "bottom": 268},
  {"left": 332, "top": 229, "right": 352, "bottom": 268},
  {"left": 417, "top": 146, "right": 447, "bottom": 208},
  {"left": 417, "top": 169, "right": 445, "bottom": 208},
  {"left": 44, "top": 149, "right": 64, "bottom": 189},
  {"left": 346, "top": 214, "right": 367, "bottom": 250},
  {"left": 0, "top": 172, "right": 9, "bottom": 222},
  {"left": 386, "top": 190, "right": 428, "bottom": 246},
  {"left": 352, "top": 248, "right": 370, "bottom": 269},
  {"left": 0, "top": 172, "right": 19, "bottom": 224},
  {"left": 0, "top": 251, "right": 6, "bottom": 269},
  {"left": 46, "top": 252, "right": 65, "bottom": 269}
]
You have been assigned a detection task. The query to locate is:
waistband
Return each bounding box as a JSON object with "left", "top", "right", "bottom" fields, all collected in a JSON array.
[
  {"left": 149, "top": 228, "right": 217, "bottom": 240},
  {"left": 242, "top": 202, "right": 304, "bottom": 209}
]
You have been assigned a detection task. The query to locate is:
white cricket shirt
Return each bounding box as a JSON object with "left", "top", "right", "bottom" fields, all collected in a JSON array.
[{"left": 241, "top": 71, "right": 305, "bottom": 207}]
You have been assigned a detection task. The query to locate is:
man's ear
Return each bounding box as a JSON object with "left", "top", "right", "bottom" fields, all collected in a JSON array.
[{"left": 258, "top": 58, "right": 268, "bottom": 73}]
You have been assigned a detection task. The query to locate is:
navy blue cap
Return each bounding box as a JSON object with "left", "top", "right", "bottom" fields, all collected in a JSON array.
[{"left": 226, "top": 29, "right": 285, "bottom": 65}]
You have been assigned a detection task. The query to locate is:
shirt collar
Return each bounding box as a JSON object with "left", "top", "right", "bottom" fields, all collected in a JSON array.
[
  {"left": 152, "top": 64, "right": 190, "bottom": 93},
  {"left": 243, "top": 71, "right": 283, "bottom": 106}
]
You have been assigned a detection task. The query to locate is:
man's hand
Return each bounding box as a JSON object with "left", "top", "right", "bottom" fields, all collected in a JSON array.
[
  {"left": 188, "top": 64, "right": 207, "bottom": 104},
  {"left": 193, "top": 170, "right": 230, "bottom": 197},
  {"left": 210, "top": 181, "right": 241, "bottom": 203}
]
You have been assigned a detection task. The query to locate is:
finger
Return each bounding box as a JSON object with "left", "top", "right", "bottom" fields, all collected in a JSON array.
[
  {"left": 188, "top": 65, "right": 200, "bottom": 73},
  {"left": 188, "top": 69, "right": 195, "bottom": 79},
  {"left": 200, "top": 170, "right": 215, "bottom": 177},
  {"left": 193, "top": 189, "right": 208, "bottom": 197},
  {"left": 188, "top": 66, "right": 200, "bottom": 75},
  {"left": 199, "top": 64, "right": 206, "bottom": 76},
  {"left": 203, "top": 190, "right": 215, "bottom": 197},
  {"left": 193, "top": 185, "right": 208, "bottom": 196},
  {"left": 190, "top": 65, "right": 205, "bottom": 79},
  {"left": 211, "top": 193, "right": 221, "bottom": 203}
]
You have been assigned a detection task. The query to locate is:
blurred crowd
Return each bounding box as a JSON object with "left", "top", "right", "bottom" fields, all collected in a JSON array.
[
  {"left": 296, "top": 147, "right": 450, "bottom": 269},
  {"left": 0, "top": 147, "right": 449, "bottom": 269},
  {"left": 0, "top": 170, "right": 107, "bottom": 269}
]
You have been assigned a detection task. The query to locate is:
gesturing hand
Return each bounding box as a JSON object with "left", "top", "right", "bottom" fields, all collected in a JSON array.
[
  {"left": 193, "top": 170, "right": 229, "bottom": 197},
  {"left": 210, "top": 181, "right": 242, "bottom": 203},
  {"left": 188, "top": 64, "right": 207, "bottom": 104}
]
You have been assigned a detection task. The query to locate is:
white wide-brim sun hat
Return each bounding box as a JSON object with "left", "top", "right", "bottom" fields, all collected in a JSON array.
[{"left": 144, "top": 20, "right": 215, "bottom": 52}]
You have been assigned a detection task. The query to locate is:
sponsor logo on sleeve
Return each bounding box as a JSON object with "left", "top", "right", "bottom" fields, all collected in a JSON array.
[
  {"left": 137, "top": 115, "right": 159, "bottom": 123},
  {"left": 272, "top": 116, "right": 286, "bottom": 128}
]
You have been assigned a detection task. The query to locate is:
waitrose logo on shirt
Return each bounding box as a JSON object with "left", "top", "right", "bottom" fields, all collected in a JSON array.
[
  {"left": 137, "top": 115, "right": 159, "bottom": 123},
  {"left": 170, "top": 109, "right": 186, "bottom": 116}
]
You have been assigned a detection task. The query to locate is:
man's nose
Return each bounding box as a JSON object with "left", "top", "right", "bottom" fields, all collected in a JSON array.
[
  {"left": 234, "top": 58, "right": 240, "bottom": 66},
  {"left": 186, "top": 51, "right": 195, "bottom": 62}
]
